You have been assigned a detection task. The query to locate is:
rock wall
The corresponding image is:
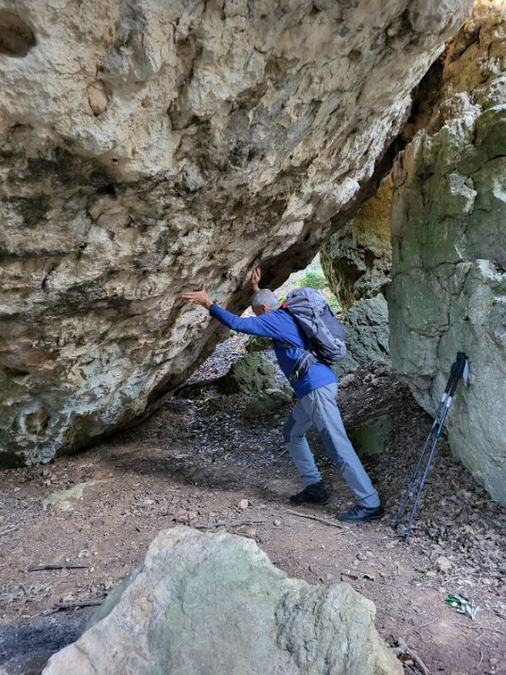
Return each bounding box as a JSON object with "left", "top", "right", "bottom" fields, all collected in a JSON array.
[
  {"left": 42, "top": 526, "right": 402, "bottom": 675},
  {"left": 334, "top": 294, "right": 390, "bottom": 374},
  {"left": 320, "top": 176, "right": 392, "bottom": 371},
  {"left": 321, "top": 176, "right": 393, "bottom": 310},
  {"left": 0, "top": 0, "right": 472, "bottom": 464},
  {"left": 389, "top": 1, "right": 506, "bottom": 504}
]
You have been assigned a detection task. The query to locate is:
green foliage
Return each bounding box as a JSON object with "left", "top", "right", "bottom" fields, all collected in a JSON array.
[
  {"left": 297, "top": 270, "right": 342, "bottom": 313},
  {"left": 297, "top": 270, "right": 327, "bottom": 290}
]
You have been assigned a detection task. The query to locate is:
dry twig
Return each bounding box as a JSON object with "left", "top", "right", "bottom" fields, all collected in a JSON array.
[
  {"left": 51, "top": 598, "right": 105, "bottom": 612},
  {"left": 194, "top": 519, "right": 266, "bottom": 530},
  {"left": 28, "top": 563, "right": 89, "bottom": 572},
  {"left": 284, "top": 508, "right": 345, "bottom": 530},
  {"left": 0, "top": 525, "right": 20, "bottom": 537}
]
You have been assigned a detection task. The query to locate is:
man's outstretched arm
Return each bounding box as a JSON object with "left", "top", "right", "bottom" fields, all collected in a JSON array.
[{"left": 181, "top": 287, "right": 283, "bottom": 340}]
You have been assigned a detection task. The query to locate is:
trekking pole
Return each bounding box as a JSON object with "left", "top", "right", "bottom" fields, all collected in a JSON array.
[
  {"left": 395, "top": 352, "right": 470, "bottom": 538},
  {"left": 393, "top": 357, "right": 460, "bottom": 528}
]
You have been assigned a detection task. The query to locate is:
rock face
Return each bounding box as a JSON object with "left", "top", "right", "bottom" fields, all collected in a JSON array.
[
  {"left": 389, "top": 2, "right": 506, "bottom": 504},
  {"left": 0, "top": 1, "right": 472, "bottom": 464},
  {"left": 321, "top": 176, "right": 393, "bottom": 311},
  {"left": 334, "top": 294, "right": 390, "bottom": 375},
  {"left": 321, "top": 178, "right": 392, "bottom": 373},
  {"left": 42, "top": 526, "right": 402, "bottom": 675}
]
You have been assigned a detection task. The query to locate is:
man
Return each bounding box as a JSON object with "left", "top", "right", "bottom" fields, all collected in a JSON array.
[{"left": 182, "top": 267, "right": 383, "bottom": 523}]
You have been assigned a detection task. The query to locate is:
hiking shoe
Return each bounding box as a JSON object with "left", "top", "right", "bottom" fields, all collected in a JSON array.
[
  {"left": 338, "top": 503, "right": 384, "bottom": 523},
  {"left": 289, "top": 481, "right": 329, "bottom": 505}
]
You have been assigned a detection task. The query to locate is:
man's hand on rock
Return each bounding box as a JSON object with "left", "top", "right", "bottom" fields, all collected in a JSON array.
[
  {"left": 250, "top": 265, "right": 261, "bottom": 292},
  {"left": 181, "top": 286, "right": 213, "bottom": 310}
]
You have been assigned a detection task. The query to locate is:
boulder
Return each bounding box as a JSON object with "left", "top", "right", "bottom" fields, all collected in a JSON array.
[
  {"left": 245, "top": 335, "right": 273, "bottom": 353},
  {"left": 334, "top": 294, "right": 390, "bottom": 375},
  {"left": 220, "top": 352, "right": 278, "bottom": 395},
  {"left": 248, "top": 386, "right": 294, "bottom": 416},
  {"left": 349, "top": 415, "right": 393, "bottom": 457},
  {"left": 42, "top": 526, "right": 402, "bottom": 675},
  {"left": 389, "top": 3, "right": 506, "bottom": 504},
  {"left": 0, "top": 0, "right": 473, "bottom": 464}
]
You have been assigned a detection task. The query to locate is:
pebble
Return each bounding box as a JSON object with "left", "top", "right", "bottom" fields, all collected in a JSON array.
[
  {"left": 238, "top": 499, "right": 249, "bottom": 510},
  {"left": 273, "top": 519, "right": 281, "bottom": 526},
  {"left": 436, "top": 555, "right": 453, "bottom": 574}
]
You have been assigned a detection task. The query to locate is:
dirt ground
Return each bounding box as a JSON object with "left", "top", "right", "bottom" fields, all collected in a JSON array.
[{"left": 1, "top": 337, "right": 505, "bottom": 675}]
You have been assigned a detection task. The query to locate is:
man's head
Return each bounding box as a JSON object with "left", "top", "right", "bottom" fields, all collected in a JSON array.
[{"left": 250, "top": 289, "right": 280, "bottom": 316}]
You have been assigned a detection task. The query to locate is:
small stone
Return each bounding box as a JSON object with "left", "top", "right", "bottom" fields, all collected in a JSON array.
[
  {"left": 340, "top": 374, "right": 356, "bottom": 387},
  {"left": 436, "top": 556, "right": 453, "bottom": 574},
  {"left": 86, "top": 81, "right": 108, "bottom": 116},
  {"left": 238, "top": 499, "right": 249, "bottom": 510},
  {"left": 273, "top": 519, "right": 281, "bottom": 526}
]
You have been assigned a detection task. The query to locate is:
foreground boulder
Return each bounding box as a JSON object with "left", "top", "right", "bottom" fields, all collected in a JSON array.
[
  {"left": 42, "top": 526, "right": 401, "bottom": 675},
  {"left": 389, "top": 3, "right": 506, "bottom": 504},
  {"left": 0, "top": 0, "right": 472, "bottom": 464}
]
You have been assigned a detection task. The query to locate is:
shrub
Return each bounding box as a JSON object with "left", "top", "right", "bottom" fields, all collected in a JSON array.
[{"left": 297, "top": 270, "right": 327, "bottom": 290}]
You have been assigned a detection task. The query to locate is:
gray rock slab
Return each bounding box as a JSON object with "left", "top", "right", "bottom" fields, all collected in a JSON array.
[{"left": 42, "top": 526, "right": 402, "bottom": 675}]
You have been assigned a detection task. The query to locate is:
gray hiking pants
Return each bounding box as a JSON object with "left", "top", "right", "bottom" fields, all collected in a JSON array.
[{"left": 283, "top": 382, "right": 380, "bottom": 508}]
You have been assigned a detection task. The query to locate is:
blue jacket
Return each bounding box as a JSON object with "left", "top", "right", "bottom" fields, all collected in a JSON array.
[{"left": 209, "top": 304, "right": 337, "bottom": 398}]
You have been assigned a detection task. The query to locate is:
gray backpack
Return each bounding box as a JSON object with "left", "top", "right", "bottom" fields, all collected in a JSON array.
[{"left": 280, "top": 287, "right": 346, "bottom": 384}]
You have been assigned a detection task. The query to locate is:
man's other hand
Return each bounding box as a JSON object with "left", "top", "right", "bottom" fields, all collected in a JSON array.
[
  {"left": 181, "top": 286, "right": 212, "bottom": 310},
  {"left": 250, "top": 265, "right": 261, "bottom": 292}
]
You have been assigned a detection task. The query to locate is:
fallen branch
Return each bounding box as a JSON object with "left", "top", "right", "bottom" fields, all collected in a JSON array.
[
  {"left": 341, "top": 570, "right": 377, "bottom": 582},
  {"left": 51, "top": 598, "right": 105, "bottom": 612},
  {"left": 193, "top": 519, "right": 266, "bottom": 530},
  {"left": 28, "top": 563, "right": 89, "bottom": 572},
  {"left": 284, "top": 508, "right": 345, "bottom": 530},
  {"left": 0, "top": 525, "right": 20, "bottom": 537}
]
